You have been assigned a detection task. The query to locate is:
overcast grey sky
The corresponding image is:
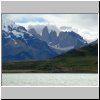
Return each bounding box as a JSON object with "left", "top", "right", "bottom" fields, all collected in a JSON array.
[{"left": 2, "top": 14, "right": 98, "bottom": 42}]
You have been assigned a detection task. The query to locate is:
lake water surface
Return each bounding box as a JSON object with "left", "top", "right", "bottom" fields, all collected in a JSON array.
[{"left": 2, "top": 73, "right": 98, "bottom": 86}]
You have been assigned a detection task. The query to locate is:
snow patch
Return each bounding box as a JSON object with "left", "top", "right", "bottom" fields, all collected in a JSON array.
[
  {"left": 4, "top": 35, "right": 11, "bottom": 39},
  {"left": 12, "top": 39, "right": 18, "bottom": 45},
  {"left": 12, "top": 30, "right": 24, "bottom": 38},
  {"left": 50, "top": 44, "right": 74, "bottom": 51}
]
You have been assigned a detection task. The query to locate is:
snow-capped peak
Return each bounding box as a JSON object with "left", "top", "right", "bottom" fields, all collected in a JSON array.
[
  {"left": 2, "top": 18, "right": 28, "bottom": 39},
  {"left": 2, "top": 17, "right": 17, "bottom": 32}
]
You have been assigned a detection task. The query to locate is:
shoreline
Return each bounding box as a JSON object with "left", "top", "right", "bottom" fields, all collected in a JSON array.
[{"left": 2, "top": 70, "right": 98, "bottom": 73}]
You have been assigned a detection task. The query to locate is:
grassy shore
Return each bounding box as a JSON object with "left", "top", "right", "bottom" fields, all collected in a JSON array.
[{"left": 2, "top": 55, "right": 98, "bottom": 73}]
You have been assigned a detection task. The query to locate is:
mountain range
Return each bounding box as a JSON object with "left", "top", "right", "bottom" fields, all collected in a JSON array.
[{"left": 2, "top": 19, "right": 95, "bottom": 61}]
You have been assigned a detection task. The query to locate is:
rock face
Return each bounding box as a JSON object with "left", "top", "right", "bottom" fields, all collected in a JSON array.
[
  {"left": 49, "top": 30, "right": 58, "bottom": 46},
  {"left": 28, "top": 27, "right": 41, "bottom": 39},
  {"left": 58, "top": 31, "right": 86, "bottom": 48},
  {"left": 40, "top": 26, "right": 87, "bottom": 53},
  {"left": 42, "top": 26, "right": 50, "bottom": 43}
]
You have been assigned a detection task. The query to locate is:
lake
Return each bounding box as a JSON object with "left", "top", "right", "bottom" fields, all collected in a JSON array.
[{"left": 2, "top": 73, "right": 98, "bottom": 86}]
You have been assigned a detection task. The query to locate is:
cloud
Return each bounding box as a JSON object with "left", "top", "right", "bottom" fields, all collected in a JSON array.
[
  {"left": 15, "top": 17, "right": 47, "bottom": 23},
  {"left": 2, "top": 14, "right": 98, "bottom": 42},
  {"left": 60, "top": 26, "right": 72, "bottom": 30}
]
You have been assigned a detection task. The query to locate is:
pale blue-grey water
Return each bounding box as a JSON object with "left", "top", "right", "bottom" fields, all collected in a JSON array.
[{"left": 2, "top": 73, "right": 98, "bottom": 86}]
